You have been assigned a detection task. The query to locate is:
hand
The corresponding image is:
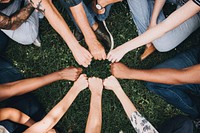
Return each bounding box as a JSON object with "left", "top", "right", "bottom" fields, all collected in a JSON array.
[
  {"left": 103, "top": 76, "right": 121, "bottom": 91},
  {"left": 107, "top": 45, "right": 127, "bottom": 63},
  {"left": 72, "top": 74, "right": 88, "bottom": 92},
  {"left": 86, "top": 38, "right": 106, "bottom": 60},
  {"left": 58, "top": 67, "right": 82, "bottom": 81},
  {"left": 111, "top": 63, "right": 132, "bottom": 79},
  {"left": 71, "top": 45, "right": 93, "bottom": 68},
  {"left": 88, "top": 77, "right": 103, "bottom": 95}
]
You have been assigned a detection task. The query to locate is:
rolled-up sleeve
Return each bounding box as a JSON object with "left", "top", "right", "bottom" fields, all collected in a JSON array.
[
  {"left": 193, "top": 0, "right": 200, "bottom": 6},
  {"left": 63, "top": 0, "right": 82, "bottom": 7}
]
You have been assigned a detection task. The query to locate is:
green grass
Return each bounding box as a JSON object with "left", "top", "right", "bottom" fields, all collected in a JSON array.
[{"left": 5, "top": 1, "right": 200, "bottom": 133}]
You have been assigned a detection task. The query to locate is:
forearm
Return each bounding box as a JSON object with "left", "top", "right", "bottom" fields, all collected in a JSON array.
[
  {"left": 150, "top": 0, "right": 166, "bottom": 25},
  {"left": 0, "top": 108, "right": 35, "bottom": 127},
  {"left": 128, "top": 65, "right": 200, "bottom": 84},
  {"left": 85, "top": 93, "right": 102, "bottom": 133},
  {"left": 113, "top": 88, "right": 137, "bottom": 118},
  {"left": 0, "top": 71, "right": 63, "bottom": 101},
  {"left": 0, "top": 3, "right": 34, "bottom": 30},
  {"left": 122, "top": 0, "right": 200, "bottom": 53},
  {"left": 36, "top": 0, "right": 80, "bottom": 50},
  {"left": 24, "top": 87, "right": 80, "bottom": 133},
  {"left": 70, "top": 3, "right": 97, "bottom": 42}
]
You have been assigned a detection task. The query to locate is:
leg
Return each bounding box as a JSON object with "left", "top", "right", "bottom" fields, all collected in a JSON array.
[
  {"left": 0, "top": 93, "right": 45, "bottom": 132},
  {"left": 147, "top": 47, "right": 200, "bottom": 118},
  {"left": 158, "top": 115, "right": 193, "bottom": 133},
  {"left": 0, "top": 30, "right": 9, "bottom": 55},
  {"left": 153, "top": 11, "right": 200, "bottom": 52},
  {"left": 1, "top": 10, "right": 39, "bottom": 45}
]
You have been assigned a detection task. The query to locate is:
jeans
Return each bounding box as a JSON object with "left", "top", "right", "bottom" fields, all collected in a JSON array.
[
  {"left": 0, "top": 31, "right": 45, "bottom": 132},
  {"left": 159, "top": 115, "right": 193, "bottom": 133},
  {"left": 127, "top": 0, "right": 200, "bottom": 52},
  {"left": 147, "top": 46, "right": 200, "bottom": 118},
  {"left": 59, "top": 0, "right": 112, "bottom": 31},
  {"left": 0, "top": 0, "right": 39, "bottom": 45}
]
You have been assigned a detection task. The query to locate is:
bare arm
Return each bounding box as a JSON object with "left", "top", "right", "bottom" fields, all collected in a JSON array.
[
  {"left": 0, "top": 67, "right": 82, "bottom": 101},
  {"left": 107, "top": 0, "right": 200, "bottom": 62},
  {"left": 111, "top": 62, "right": 200, "bottom": 85},
  {"left": 150, "top": 0, "right": 166, "bottom": 26},
  {"left": 24, "top": 74, "right": 88, "bottom": 133},
  {"left": 85, "top": 77, "right": 103, "bottom": 133},
  {"left": 0, "top": 108, "right": 35, "bottom": 127},
  {"left": 103, "top": 76, "right": 158, "bottom": 133},
  {"left": 0, "top": 3, "right": 34, "bottom": 30},
  {"left": 30, "top": 0, "right": 92, "bottom": 67}
]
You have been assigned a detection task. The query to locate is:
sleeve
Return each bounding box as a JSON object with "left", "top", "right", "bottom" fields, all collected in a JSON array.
[
  {"left": 130, "top": 111, "right": 158, "bottom": 133},
  {"left": 63, "top": 0, "right": 82, "bottom": 7},
  {"left": 193, "top": 0, "right": 200, "bottom": 6}
]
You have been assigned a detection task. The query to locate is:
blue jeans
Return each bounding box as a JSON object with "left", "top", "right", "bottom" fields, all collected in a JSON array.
[
  {"left": 0, "top": 30, "right": 45, "bottom": 132},
  {"left": 127, "top": 0, "right": 200, "bottom": 52},
  {"left": 147, "top": 46, "right": 200, "bottom": 118},
  {"left": 59, "top": 0, "right": 111, "bottom": 31},
  {"left": 159, "top": 115, "right": 193, "bottom": 133}
]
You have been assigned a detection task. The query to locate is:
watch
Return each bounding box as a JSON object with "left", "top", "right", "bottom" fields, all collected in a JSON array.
[{"left": 96, "top": 3, "right": 103, "bottom": 10}]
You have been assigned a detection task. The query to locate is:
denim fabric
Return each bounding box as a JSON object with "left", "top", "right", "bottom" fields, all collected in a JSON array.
[
  {"left": 59, "top": 0, "right": 111, "bottom": 31},
  {"left": 0, "top": 30, "right": 9, "bottom": 54},
  {"left": 159, "top": 115, "right": 193, "bottom": 133},
  {"left": 146, "top": 47, "right": 200, "bottom": 118},
  {"left": 127, "top": 0, "right": 200, "bottom": 52}
]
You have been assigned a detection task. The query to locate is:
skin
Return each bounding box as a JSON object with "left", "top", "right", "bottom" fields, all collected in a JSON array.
[
  {"left": 29, "top": 0, "right": 92, "bottom": 67},
  {"left": 107, "top": 0, "right": 200, "bottom": 62},
  {"left": 24, "top": 74, "right": 88, "bottom": 133},
  {"left": 111, "top": 62, "right": 200, "bottom": 84},
  {"left": 0, "top": 67, "right": 82, "bottom": 101},
  {"left": 70, "top": 3, "right": 106, "bottom": 61},
  {"left": 85, "top": 77, "right": 103, "bottom": 133}
]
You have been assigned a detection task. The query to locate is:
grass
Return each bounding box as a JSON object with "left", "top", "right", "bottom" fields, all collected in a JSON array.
[{"left": 5, "top": 1, "right": 200, "bottom": 132}]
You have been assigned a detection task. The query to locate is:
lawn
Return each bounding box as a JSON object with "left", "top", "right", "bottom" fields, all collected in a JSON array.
[{"left": 5, "top": 1, "right": 200, "bottom": 133}]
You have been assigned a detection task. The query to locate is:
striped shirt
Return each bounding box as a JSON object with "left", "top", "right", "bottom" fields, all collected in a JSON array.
[
  {"left": 193, "top": 0, "right": 200, "bottom": 6},
  {"left": 178, "top": 0, "right": 200, "bottom": 6}
]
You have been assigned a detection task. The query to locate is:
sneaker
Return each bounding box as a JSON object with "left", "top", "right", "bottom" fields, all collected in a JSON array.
[
  {"left": 33, "top": 36, "right": 41, "bottom": 47},
  {"left": 94, "top": 20, "right": 114, "bottom": 52},
  {"left": 73, "top": 29, "right": 84, "bottom": 42}
]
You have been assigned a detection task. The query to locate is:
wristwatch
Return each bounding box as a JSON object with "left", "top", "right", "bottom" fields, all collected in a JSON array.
[{"left": 96, "top": 3, "right": 103, "bottom": 10}]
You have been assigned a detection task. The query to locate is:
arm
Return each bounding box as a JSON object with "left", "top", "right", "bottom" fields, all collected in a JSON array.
[
  {"left": 85, "top": 77, "right": 103, "bottom": 133},
  {"left": 0, "top": 67, "right": 82, "bottom": 101},
  {"left": 149, "top": 0, "right": 166, "bottom": 27},
  {"left": 0, "top": 108, "right": 35, "bottom": 127},
  {"left": 107, "top": 0, "right": 200, "bottom": 62},
  {"left": 30, "top": 0, "right": 92, "bottom": 67},
  {"left": 111, "top": 62, "right": 200, "bottom": 84},
  {"left": 103, "top": 76, "right": 158, "bottom": 133},
  {"left": 24, "top": 74, "right": 88, "bottom": 133},
  {"left": 0, "top": 3, "right": 34, "bottom": 30},
  {"left": 70, "top": 3, "right": 106, "bottom": 60}
]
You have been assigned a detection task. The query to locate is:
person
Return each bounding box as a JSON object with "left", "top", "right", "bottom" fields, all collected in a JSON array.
[
  {"left": 110, "top": 46, "right": 200, "bottom": 119},
  {"left": 59, "top": 0, "right": 121, "bottom": 58},
  {"left": 0, "top": 0, "right": 93, "bottom": 67},
  {"left": 103, "top": 76, "right": 193, "bottom": 133},
  {"left": 107, "top": 0, "right": 200, "bottom": 63},
  {"left": 0, "top": 31, "right": 83, "bottom": 132}
]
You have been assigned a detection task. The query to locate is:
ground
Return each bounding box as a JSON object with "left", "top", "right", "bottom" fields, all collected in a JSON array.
[{"left": 5, "top": 1, "right": 200, "bottom": 133}]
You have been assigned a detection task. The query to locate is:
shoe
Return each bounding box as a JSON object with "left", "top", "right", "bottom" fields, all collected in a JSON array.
[
  {"left": 33, "top": 36, "right": 41, "bottom": 47},
  {"left": 94, "top": 20, "right": 114, "bottom": 52},
  {"left": 73, "top": 29, "right": 84, "bottom": 42},
  {"left": 140, "top": 44, "right": 156, "bottom": 60},
  {"left": 194, "top": 119, "right": 200, "bottom": 130}
]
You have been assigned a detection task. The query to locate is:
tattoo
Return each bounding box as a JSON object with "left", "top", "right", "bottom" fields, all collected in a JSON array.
[
  {"left": 30, "top": 0, "right": 45, "bottom": 14},
  {"left": 0, "top": 3, "right": 34, "bottom": 30}
]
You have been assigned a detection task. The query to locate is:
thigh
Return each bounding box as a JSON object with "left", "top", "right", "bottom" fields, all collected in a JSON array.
[
  {"left": 0, "top": 57, "right": 23, "bottom": 84},
  {"left": 0, "top": 30, "right": 9, "bottom": 54},
  {"left": 153, "top": 46, "right": 200, "bottom": 69}
]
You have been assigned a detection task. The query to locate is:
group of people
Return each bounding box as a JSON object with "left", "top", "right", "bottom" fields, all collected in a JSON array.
[{"left": 0, "top": 0, "right": 200, "bottom": 132}]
